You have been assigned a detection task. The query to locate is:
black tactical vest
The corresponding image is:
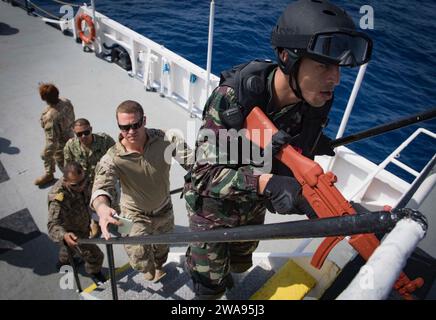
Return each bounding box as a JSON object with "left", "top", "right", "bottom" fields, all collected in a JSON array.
[{"left": 217, "top": 59, "right": 332, "bottom": 160}]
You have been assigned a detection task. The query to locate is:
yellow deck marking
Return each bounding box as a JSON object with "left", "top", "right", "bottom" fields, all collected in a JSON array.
[
  {"left": 83, "top": 263, "right": 131, "bottom": 293},
  {"left": 250, "top": 259, "right": 316, "bottom": 300}
]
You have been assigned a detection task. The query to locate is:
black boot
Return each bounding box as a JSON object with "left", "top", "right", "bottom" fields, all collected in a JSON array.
[
  {"left": 230, "top": 254, "right": 253, "bottom": 273},
  {"left": 91, "top": 271, "right": 106, "bottom": 285},
  {"left": 193, "top": 274, "right": 234, "bottom": 300}
]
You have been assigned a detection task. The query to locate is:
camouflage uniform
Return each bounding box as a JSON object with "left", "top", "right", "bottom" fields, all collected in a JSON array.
[
  {"left": 40, "top": 98, "right": 75, "bottom": 174},
  {"left": 63, "top": 133, "right": 116, "bottom": 184},
  {"left": 184, "top": 85, "right": 268, "bottom": 292},
  {"left": 185, "top": 65, "right": 331, "bottom": 294},
  {"left": 47, "top": 178, "right": 103, "bottom": 274},
  {"left": 64, "top": 132, "right": 117, "bottom": 235},
  {"left": 91, "top": 128, "right": 192, "bottom": 273}
]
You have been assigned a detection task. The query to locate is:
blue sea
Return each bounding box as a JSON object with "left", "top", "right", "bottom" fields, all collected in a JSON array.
[{"left": 31, "top": 0, "right": 436, "bottom": 182}]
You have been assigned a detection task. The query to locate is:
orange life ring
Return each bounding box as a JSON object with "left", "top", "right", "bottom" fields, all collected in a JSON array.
[{"left": 76, "top": 13, "right": 96, "bottom": 44}]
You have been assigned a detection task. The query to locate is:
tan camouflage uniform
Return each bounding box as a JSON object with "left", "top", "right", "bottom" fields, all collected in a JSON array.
[
  {"left": 91, "top": 128, "right": 192, "bottom": 273},
  {"left": 40, "top": 98, "right": 75, "bottom": 174},
  {"left": 47, "top": 178, "right": 103, "bottom": 274}
]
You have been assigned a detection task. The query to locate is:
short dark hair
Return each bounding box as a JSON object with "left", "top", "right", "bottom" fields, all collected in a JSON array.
[
  {"left": 116, "top": 100, "right": 144, "bottom": 120},
  {"left": 38, "top": 83, "right": 59, "bottom": 105},
  {"left": 73, "top": 118, "right": 91, "bottom": 127},
  {"left": 63, "top": 161, "right": 84, "bottom": 178}
]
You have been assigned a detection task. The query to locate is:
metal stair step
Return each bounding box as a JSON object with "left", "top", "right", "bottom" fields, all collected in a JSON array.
[{"left": 86, "top": 258, "right": 275, "bottom": 300}]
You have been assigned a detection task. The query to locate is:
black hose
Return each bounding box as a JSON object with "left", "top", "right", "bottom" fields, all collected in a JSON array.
[{"left": 79, "top": 209, "right": 413, "bottom": 246}]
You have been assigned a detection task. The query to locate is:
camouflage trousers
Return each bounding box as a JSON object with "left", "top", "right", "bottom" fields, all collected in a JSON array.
[
  {"left": 58, "top": 231, "right": 104, "bottom": 274},
  {"left": 41, "top": 145, "right": 65, "bottom": 174},
  {"left": 185, "top": 196, "right": 266, "bottom": 289},
  {"left": 122, "top": 200, "right": 174, "bottom": 273}
]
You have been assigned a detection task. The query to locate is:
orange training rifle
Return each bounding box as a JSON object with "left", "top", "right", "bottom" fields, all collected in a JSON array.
[{"left": 244, "top": 106, "right": 424, "bottom": 299}]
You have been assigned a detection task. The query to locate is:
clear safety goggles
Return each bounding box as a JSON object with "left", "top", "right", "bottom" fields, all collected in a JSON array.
[{"left": 306, "top": 31, "right": 373, "bottom": 67}]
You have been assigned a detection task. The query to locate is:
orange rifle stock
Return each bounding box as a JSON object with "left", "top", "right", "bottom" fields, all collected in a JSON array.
[{"left": 244, "top": 107, "right": 423, "bottom": 299}]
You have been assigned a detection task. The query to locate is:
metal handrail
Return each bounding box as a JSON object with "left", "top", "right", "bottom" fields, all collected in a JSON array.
[
  {"left": 74, "top": 209, "right": 426, "bottom": 300},
  {"left": 349, "top": 128, "right": 436, "bottom": 202},
  {"left": 79, "top": 211, "right": 411, "bottom": 246},
  {"left": 395, "top": 154, "right": 436, "bottom": 209},
  {"left": 27, "top": 0, "right": 60, "bottom": 19},
  {"left": 51, "top": 0, "right": 81, "bottom": 7}
]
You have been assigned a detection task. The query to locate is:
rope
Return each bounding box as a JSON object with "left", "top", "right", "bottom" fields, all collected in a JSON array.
[
  {"left": 51, "top": 0, "right": 81, "bottom": 7},
  {"left": 27, "top": 0, "right": 60, "bottom": 19}
]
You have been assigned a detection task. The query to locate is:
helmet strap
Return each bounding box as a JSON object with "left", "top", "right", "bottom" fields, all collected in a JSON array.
[
  {"left": 288, "top": 59, "right": 305, "bottom": 102},
  {"left": 276, "top": 48, "right": 305, "bottom": 102}
]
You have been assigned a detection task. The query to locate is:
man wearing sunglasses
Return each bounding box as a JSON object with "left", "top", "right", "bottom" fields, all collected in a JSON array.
[
  {"left": 64, "top": 118, "right": 116, "bottom": 237},
  {"left": 64, "top": 118, "right": 115, "bottom": 182},
  {"left": 47, "top": 161, "right": 106, "bottom": 284},
  {"left": 90, "top": 100, "right": 193, "bottom": 282},
  {"left": 184, "top": 0, "right": 373, "bottom": 299}
]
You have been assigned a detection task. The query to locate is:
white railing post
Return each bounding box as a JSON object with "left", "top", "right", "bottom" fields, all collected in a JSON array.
[
  {"left": 130, "top": 39, "right": 137, "bottom": 77},
  {"left": 89, "top": 0, "right": 102, "bottom": 54},
  {"left": 160, "top": 57, "right": 167, "bottom": 97},
  {"left": 188, "top": 74, "right": 197, "bottom": 116},
  {"left": 328, "top": 63, "right": 368, "bottom": 171},
  {"left": 206, "top": 0, "right": 215, "bottom": 98},
  {"left": 336, "top": 63, "right": 368, "bottom": 140},
  {"left": 91, "top": 0, "right": 96, "bottom": 23}
]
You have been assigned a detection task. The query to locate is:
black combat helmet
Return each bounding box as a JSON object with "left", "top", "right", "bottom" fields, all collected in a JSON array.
[{"left": 271, "top": 0, "right": 373, "bottom": 75}]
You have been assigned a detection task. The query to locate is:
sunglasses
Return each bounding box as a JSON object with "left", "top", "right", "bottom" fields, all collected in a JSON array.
[
  {"left": 76, "top": 130, "right": 91, "bottom": 137},
  {"left": 118, "top": 118, "right": 143, "bottom": 132}
]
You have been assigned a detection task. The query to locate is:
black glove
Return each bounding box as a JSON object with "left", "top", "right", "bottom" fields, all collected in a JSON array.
[
  {"left": 270, "top": 130, "right": 299, "bottom": 156},
  {"left": 293, "top": 194, "right": 318, "bottom": 219},
  {"left": 264, "top": 175, "right": 318, "bottom": 218},
  {"left": 311, "top": 134, "right": 335, "bottom": 156},
  {"left": 263, "top": 175, "right": 300, "bottom": 214}
]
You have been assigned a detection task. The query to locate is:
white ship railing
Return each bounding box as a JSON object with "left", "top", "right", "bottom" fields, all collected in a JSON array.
[
  {"left": 73, "top": 5, "right": 219, "bottom": 118},
  {"left": 349, "top": 128, "right": 436, "bottom": 204}
]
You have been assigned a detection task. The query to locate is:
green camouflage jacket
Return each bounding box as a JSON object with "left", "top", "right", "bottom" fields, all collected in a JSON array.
[{"left": 63, "top": 133, "right": 115, "bottom": 183}]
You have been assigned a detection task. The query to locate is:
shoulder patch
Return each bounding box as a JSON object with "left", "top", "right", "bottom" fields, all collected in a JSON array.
[{"left": 54, "top": 192, "right": 64, "bottom": 202}]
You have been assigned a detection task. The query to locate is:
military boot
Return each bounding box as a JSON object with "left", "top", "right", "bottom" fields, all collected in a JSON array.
[
  {"left": 144, "top": 269, "right": 155, "bottom": 281},
  {"left": 230, "top": 254, "right": 253, "bottom": 273},
  {"left": 34, "top": 173, "right": 54, "bottom": 186},
  {"left": 153, "top": 268, "right": 166, "bottom": 282},
  {"left": 193, "top": 274, "right": 233, "bottom": 300},
  {"left": 91, "top": 271, "right": 107, "bottom": 285}
]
